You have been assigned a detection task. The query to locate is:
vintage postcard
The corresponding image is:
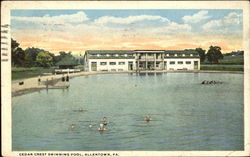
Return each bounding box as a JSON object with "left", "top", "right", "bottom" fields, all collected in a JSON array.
[{"left": 1, "top": 1, "right": 250, "bottom": 157}]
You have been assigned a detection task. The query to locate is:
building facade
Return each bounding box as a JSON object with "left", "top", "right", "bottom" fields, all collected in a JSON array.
[{"left": 83, "top": 50, "right": 200, "bottom": 72}]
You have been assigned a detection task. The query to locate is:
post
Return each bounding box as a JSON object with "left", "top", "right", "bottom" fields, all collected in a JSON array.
[
  {"left": 136, "top": 53, "right": 139, "bottom": 72},
  {"left": 154, "top": 53, "right": 156, "bottom": 70},
  {"left": 162, "top": 53, "right": 164, "bottom": 70},
  {"left": 51, "top": 77, "right": 54, "bottom": 85},
  {"left": 145, "top": 53, "right": 148, "bottom": 71},
  {"left": 46, "top": 78, "right": 48, "bottom": 89}
]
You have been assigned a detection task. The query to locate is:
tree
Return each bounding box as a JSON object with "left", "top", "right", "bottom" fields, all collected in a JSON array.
[
  {"left": 206, "top": 46, "right": 223, "bottom": 63},
  {"left": 36, "top": 52, "right": 53, "bottom": 67},
  {"left": 11, "top": 38, "right": 25, "bottom": 67},
  {"left": 11, "top": 38, "right": 19, "bottom": 51},
  {"left": 195, "top": 48, "right": 206, "bottom": 62},
  {"left": 54, "top": 51, "right": 74, "bottom": 64},
  {"left": 48, "top": 52, "right": 56, "bottom": 66},
  {"left": 23, "top": 47, "right": 56, "bottom": 67},
  {"left": 23, "top": 47, "right": 42, "bottom": 67}
]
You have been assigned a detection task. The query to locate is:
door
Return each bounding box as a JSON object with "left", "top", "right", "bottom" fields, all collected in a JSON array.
[
  {"left": 164, "top": 61, "right": 167, "bottom": 70},
  {"left": 194, "top": 61, "right": 198, "bottom": 70},
  {"left": 91, "top": 62, "right": 97, "bottom": 71},
  {"left": 128, "top": 62, "right": 133, "bottom": 70}
]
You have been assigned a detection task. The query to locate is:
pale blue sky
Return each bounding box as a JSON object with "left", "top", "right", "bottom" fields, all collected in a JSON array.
[{"left": 11, "top": 9, "right": 243, "bottom": 53}]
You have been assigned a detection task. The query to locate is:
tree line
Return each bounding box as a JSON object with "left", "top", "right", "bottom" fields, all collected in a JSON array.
[
  {"left": 195, "top": 46, "right": 224, "bottom": 63},
  {"left": 11, "top": 38, "right": 80, "bottom": 68},
  {"left": 12, "top": 38, "right": 224, "bottom": 67}
]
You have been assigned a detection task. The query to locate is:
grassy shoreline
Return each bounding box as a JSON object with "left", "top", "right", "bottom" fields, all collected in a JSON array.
[
  {"left": 12, "top": 64, "right": 244, "bottom": 80},
  {"left": 200, "top": 64, "right": 243, "bottom": 71},
  {"left": 12, "top": 67, "right": 55, "bottom": 80}
]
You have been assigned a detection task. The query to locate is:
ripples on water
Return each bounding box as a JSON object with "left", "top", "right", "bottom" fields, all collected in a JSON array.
[{"left": 12, "top": 73, "right": 244, "bottom": 150}]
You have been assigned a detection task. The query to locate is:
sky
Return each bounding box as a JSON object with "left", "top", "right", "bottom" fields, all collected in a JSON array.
[{"left": 11, "top": 9, "right": 243, "bottom": 55}]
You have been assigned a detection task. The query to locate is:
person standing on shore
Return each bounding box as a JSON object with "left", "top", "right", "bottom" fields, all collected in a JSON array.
[{"left": 38, "top": 75, "right": 41, "bottom": 85}]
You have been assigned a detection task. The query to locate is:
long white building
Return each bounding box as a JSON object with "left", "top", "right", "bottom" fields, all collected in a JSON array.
[{"left": 83, "top": 50, "right": 200, "bottom": 72}]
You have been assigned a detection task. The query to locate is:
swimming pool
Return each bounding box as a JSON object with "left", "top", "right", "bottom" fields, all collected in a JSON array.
[{"left": 12, "top": 72, "right": 244, "bottom": 150}]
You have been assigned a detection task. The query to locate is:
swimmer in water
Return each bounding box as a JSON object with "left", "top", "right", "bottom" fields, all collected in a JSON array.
[
  {"left": 98, "top": 123, "right": 107, "bottom": 131},
  {"left": 144, "top": 115, "right": 152, "bottom": 122},
  {"left": 79, "top": 108, "right": 84, "bottom": 112},
  {"left": 88, "top": 124, "right": 93, "bottom": 128},
  {"left": 103, "top": 117, "right": 109, "bottom": 125},
  {"left": 70, "top": 124, "right": 75, "bottom": 129}
]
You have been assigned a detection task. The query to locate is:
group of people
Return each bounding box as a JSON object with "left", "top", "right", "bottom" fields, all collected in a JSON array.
[
  {"left": 88, "top": 117, "right": 109, "bottom": 131},
  {"left": 62, "top": 75, "right": 69, "bottom": 82},
  {"left": 70, "top": 115, "right": 152, "bottom": 132},
  {"left": 201, "top": 80, "right": 222, "bottom": 85}
]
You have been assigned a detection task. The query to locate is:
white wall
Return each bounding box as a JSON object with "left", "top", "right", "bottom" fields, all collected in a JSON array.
[
  {"left": 88, "top": 59, "right": 136, "bottom": 72},
  {"left": 88, "top": 58, "right": 200, "bottom": 71},
  {"left": 164, "top": 58, "right": 200, "bottom": 70}
]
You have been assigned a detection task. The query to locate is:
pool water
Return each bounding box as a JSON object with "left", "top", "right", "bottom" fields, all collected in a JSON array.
[{"left": 12, "top": 72, "right": 244, "bottom": 150}]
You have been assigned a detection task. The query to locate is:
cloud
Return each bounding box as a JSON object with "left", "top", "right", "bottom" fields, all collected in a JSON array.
[
  {"left": 182, "top": 10, "right": 211, "bottom": 23},
  {"left": 11, "top": 10, "right": 243, "bottom": 54},
  {"left": 164, "top": 22, "right": 191, "bottom": 32},
  {"left": 93, "top": 15, "right": 170, "bottom": 26},
  {"left": 202, "top": 12, "right": 242, "bottom": 31},
  {"left": 12, "top": 11, "right": 89, "bottom": 25},
  {"left": 222, "top": 12, "right": 242, "bottom": 25}
]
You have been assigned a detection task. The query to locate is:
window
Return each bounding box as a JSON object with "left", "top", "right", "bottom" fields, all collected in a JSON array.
[
  {"left": 170, "top": 61, "right": 175, "bottom": 64},
  {"left": 110, "top": 62, "right": 116, "bottom": 65},
  {"left": 186, "top": 61, "right": 191, "bottom": 64},
  {"left": 156, "top": 54, "right": 160, "bottom": 59},
  {"left": 177, "top": 54, "right": 182, "bottom": 56},
  {"left": 156, "top": 62, "right": 160, "bottom": 67},
  {"left": 178, "top": 61, "right": 183, "bottom": 64},
  {"left": 169, "top": 53, "right": 175, "bottom": 56},
  {"left": 100, "top": 62, "right": 107, "bottom": 65},
  {"left": 118, "top": 62, "right": 125, "bottom": 65},
  {"left": 185, "top": 54, "right": 190, "bottom": 56},
  {"left": 100, "top": 54, "right": 106, "bottom": 56}
]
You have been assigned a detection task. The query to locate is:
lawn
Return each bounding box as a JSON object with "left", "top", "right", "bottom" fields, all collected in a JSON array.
[
  {"left": 12, "top": 67, "right": 55, "bottom": 80},
  {"left": 200, "top": 64, "right": 244, "bottom": 71},
  {"left": 219, "top": 55, "right": 244, "bottom": 64},
  {"left": 203, "top": 55, "right": 244, "bottom": 65},
  {"left": 201, "top": 55, "right": 244, "bottom": 71}
]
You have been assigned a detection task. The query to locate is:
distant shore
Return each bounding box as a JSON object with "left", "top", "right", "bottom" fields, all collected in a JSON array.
[{"left": 12, "top": 70, "right": 244, "bottom": 97}]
